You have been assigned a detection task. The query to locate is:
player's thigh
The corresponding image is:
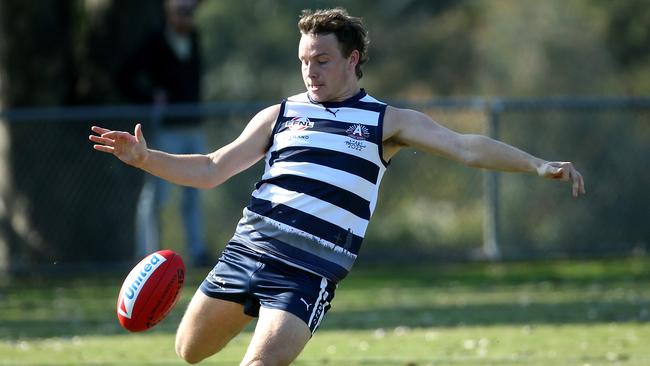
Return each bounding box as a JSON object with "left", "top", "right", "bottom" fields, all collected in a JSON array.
[
  {"left": 176, "top": 289, "right": 253, "bottom": 361},
  {"left": 240, "top": 307, "right": 312, "bottom": 366}
]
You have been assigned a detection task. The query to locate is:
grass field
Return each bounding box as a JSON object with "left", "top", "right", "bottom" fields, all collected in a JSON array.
[{"left": 2, "top": 257, "right": 650, "bottom": 365}]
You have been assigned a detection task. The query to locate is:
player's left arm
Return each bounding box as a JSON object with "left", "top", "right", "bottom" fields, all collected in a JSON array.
[{"left": 383, "top": 106, "right": 586, "bottom": 197}]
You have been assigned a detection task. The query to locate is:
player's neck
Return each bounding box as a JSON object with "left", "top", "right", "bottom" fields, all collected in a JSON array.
[{"left": 329, "top": 84, "right": 361, "bottom": 102}]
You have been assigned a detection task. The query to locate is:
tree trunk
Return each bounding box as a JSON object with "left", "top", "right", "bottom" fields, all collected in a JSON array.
[{"left": 0, "top": 1, "right": 162, "bottom": 275}]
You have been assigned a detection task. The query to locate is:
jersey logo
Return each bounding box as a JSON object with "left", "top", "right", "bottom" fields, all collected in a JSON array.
[
  {"left": 285, "top": 116, "right": 314, "bottom": 131},
  {"left": 300, "top": 298, "right": 313, "bottom": 311},
  {"left": 325, "top": 107, "right": 340, "bottom": 117},
  {"left": 346, "top": 123, "right": 370, "bottom": 140}
]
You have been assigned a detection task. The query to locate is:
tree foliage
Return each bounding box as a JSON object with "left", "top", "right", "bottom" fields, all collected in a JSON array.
[
  {"left": 0, "top": 1, "right": 163, "bottom": 271},
  {"left": 197, "top": 0, "right": 650, "bottom": 100}
]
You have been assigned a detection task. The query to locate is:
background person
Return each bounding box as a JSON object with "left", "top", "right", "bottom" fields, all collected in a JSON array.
[
  {"left": 116, "top": 0, "right": 211, "bottom": 266},
  {"left": 93, "top": 7, "right": 585, "bottom": 365}
]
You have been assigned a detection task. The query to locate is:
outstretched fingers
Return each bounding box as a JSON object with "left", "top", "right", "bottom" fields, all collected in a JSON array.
[
  {"left": 571, "top": 168, "right": 586, "bottom": 198},
  {"left": 89, "top": 126, "right": 114, "bottom": 154},
  {"left": 89, "top": 125, "right": 133, "bottom": 155},
  {"left": 92, "top": 144, "right": 115, "bottom": 153},
  {"left": 89, "top": 134, "right": 114, "bottom": 145},
  {"left": 554, "top": 163, "right": 586, "bottom": 198},
  {"left": 543, "top": 162, "right": 586, "bottom": 198},
  {"left": 91, "top": 125, "right": 111, "bottom": 135},
  {"left": 90, "top": 125, "right": 135, "bottom": 140},
  {"left": 99, "top": 130, "right": 134, "bottom": 141},
  {"left": 89, "top": 124, "right": 148, "bottom": 168}
]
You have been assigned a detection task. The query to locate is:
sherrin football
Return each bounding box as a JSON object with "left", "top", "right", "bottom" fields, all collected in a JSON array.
[{"left": 116, "top": 250, "right": 185, "bottom": 332}]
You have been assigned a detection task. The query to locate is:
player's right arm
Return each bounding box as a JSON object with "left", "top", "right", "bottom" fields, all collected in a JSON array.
[{"left": 89, "top": 104, "right": 279, "bottom": 189}]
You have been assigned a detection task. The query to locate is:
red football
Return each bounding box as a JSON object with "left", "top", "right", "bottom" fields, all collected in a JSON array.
[{"left": 116, "top": 250, "right": 185, "bottom": 332}]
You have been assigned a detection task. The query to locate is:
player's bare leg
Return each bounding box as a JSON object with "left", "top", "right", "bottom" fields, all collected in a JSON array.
[
  {"left": 175, "top": 290, "right": 253, "bottom": 364},
  {"left": 239, "top": 307, "right": 312, "bottom": 366}
]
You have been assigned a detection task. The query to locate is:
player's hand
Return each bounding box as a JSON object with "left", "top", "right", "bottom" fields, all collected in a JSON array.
[
  {"left": 537, "top": 161, "right": 586, "bottom": 198},
  {"left": 89, "top": 123, "right": 149, "bottom": 168}
]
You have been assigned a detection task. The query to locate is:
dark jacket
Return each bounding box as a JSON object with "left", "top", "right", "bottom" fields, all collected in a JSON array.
[{"left": 117, "top": 28, "right": 201, "bottom": 127}]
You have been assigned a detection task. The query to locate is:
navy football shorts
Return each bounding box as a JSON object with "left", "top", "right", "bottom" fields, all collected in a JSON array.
[{"left": 200, "top": 242, "right": 337, "bottom": 334}]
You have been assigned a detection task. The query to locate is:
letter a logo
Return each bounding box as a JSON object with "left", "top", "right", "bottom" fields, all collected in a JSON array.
[{"left": 346, "top": 123, "right": 370, "bottom": 140}]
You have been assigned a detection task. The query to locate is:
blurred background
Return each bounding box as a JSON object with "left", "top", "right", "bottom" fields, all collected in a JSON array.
[{"left": 0, "top": 0, "right": 648, "bottom": 275}]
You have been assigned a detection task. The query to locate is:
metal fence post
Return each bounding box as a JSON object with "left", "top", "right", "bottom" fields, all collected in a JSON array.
[{"left": 483, "top": 100, "right": 502, "bottom": 260}]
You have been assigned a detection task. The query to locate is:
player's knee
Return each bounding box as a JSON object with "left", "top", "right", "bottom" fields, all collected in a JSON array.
[
  {"left": 175, "top": 333, "right": 228, "bottom": 364},
  {"left": 175, "top": 343, "right": 203, "bottom": 364},
  {"left": 175, "top": 336, "right": 207, "bottom": 364}
]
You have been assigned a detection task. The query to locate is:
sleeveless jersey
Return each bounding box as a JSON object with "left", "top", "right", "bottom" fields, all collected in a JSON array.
[{"left": 231, "top": 89, "right": 389, "bottom": 282}]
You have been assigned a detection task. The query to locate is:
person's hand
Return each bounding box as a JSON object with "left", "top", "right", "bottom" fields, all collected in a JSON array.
[
  {"left": 89, "top": 123, "right": 149, "bottom": 168},
  {"left": 537, "top": 161, "right": 586, "bottom": 198}
]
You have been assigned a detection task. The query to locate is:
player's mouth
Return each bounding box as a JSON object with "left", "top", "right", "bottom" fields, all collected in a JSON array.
[{"left": 309, "top": 83, "right": 324, "bottom": 91}]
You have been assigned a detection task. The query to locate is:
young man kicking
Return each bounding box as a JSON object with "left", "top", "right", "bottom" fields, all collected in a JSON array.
[{"left": 89, "top": 8, "right": 585, "bottom": 365}]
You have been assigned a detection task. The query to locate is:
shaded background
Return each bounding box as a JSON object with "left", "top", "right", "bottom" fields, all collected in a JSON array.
[{"left": 0, "top": 0, "right": 648, "bottom": 274}]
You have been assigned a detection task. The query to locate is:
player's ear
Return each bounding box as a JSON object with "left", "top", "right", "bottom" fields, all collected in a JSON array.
[{"left": 348, "top": 49, "right": 360, "bottom": 69}]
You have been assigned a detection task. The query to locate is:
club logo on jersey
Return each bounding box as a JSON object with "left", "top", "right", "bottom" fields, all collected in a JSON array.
[
  {"left": 346, "top": 124, "right": 370, "bottom": 140},
  {"left": 284, "top": 116, "right": 314, "bottom": 131}
]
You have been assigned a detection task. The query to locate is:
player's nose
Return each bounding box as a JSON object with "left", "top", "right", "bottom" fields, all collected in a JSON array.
[{"left": 305, "top": 63, "right": 319, "bottom": 79}]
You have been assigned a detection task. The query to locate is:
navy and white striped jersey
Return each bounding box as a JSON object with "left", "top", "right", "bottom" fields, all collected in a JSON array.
[{"left": 231, "top": 89, "right": 389, "bottom": 282}]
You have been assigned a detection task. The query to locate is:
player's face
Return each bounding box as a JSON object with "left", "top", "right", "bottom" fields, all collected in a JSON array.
[{"left": 299, "top": 33, "right": 358, "bottom": 103}]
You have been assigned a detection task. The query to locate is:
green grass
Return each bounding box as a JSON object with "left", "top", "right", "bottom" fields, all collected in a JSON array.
[{"left": 2, "top": 257, "right": 650, "bottom": 365}]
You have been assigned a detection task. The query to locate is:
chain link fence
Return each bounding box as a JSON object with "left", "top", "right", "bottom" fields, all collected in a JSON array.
[{"left": 1, "top": 97, "right": 648, "bottom": 273}]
